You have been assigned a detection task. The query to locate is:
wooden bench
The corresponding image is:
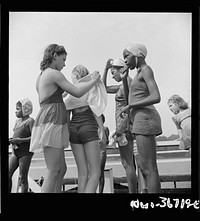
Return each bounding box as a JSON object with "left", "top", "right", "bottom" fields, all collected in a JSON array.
[
  {"left": 160, "top": 174, "right": 191, "bottom": 188},
  {"left": 114, "top": 174, "right": 191, "bottom": 193},
  {"left": 114, "top": 174, "right": 191, "bottom": 188},
  {"left": 62, "top": 174, "right": 191, "bottom": 193}
]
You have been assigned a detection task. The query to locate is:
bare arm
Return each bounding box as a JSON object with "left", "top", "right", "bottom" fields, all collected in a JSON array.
[
  {"left": 172, "top": 116, "right": 183, "bottom": 138},
  {"left": 102, "top": 59, "right": 120, "bottom": 94},
  {"left": 95, "top": 115, "right": 104, "bottom": 131},
  {"left": 121, "top": 68, "right": 129, "bottom": 105},
  {"left": 94, "top": 115, "right": 106, "bottom": 143},
  {"left": 177, "top": 129, "right": 183, "bottom": 139},
  {"left": 54, "top": 71, "right": 100, "bottom": 98}
]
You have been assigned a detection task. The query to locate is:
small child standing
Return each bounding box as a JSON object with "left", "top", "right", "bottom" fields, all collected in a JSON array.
[
  {"left": 167, "top": 95, "right": 191, "bottom": 154},
  {"left": 9, "top": 98, "right": 34, "bottom": 192}
]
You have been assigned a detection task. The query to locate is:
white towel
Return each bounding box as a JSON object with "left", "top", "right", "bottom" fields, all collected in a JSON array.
[{"left": 64, "top": 73, "right": 107, "bottom": 117}]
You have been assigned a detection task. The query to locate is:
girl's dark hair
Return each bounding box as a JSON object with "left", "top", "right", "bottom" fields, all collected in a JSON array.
[
  {"left": 40, "top": 44, "right": 67, "bottom": 71},
  {"left": 167, "top": 94, "right": 189, "bottom": 110}
]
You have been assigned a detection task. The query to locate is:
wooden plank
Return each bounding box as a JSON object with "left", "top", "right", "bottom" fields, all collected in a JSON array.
[
  {"left": 62, "top": 174, "right": 191, "bottom": 193},
  {"left": 114, "top": 188, "right": 191, "bottom": 194},
  {"left": 62, "top": 178, "right": 78, "bottom": 185},
  {"left": 159, "top": 174, "right": 191, "bottom": 182},
  {"left": 113, "top": 174, "right": 191, "bottom": 184},
  {"left": 62, "top": 174, "right": 191, "bottom": 186}
]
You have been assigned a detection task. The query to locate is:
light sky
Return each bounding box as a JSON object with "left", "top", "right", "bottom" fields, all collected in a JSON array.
[{"left": 9, "top": 12, "right": 191, "bottom": 137}]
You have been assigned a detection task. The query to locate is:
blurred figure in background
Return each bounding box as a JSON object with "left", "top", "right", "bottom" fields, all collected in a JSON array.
[{"left": 168, "top": 94, "right": 191, "bottom": 156}]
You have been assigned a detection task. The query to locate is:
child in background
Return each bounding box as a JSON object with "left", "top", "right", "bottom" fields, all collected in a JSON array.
[
  {"left": 168, "top": 95, "right": 191, "bottom": 154},
  {"left": 9, "top": 98, "right": 34, "bottom": 193}
]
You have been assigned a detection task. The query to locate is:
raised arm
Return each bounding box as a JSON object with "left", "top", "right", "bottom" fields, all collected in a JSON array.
[
  {"left": 121, "top": 67, "right": 129, "bottom": 105},
  {"left": 102, "top": 59, "right": 120, "bottom": 94},
  {"left": 54, "top": 70, "right": 100, "bottom": 98}
]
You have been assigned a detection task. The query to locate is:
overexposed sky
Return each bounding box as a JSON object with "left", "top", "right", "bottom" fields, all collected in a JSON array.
[{"left": 9, "top": 12, "right": 191, "bottom": 137}]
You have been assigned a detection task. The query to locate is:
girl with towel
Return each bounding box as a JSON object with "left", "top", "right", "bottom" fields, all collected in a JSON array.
[
  {"left": 30, "top": 44, "right": 100, "bottom": 193},
  {"left": 120, "top": 42, "right": 162, "bottom": 193}
]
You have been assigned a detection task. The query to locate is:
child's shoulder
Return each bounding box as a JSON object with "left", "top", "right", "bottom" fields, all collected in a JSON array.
[
  {"left": 26, "top": 117, "right": 34, "bottom": 124},
  {"left": 22, "top": 117, "right": 34, "bottom": 127}
]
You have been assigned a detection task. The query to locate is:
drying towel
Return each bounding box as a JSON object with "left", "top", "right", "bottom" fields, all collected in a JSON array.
[{"left": 64, "top": 73, "right": 107, "bottom": 117}]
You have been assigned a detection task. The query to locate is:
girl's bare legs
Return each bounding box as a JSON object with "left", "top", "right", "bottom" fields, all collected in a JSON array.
[
  {"left": 99, "top": 142, "right": 107, "bottom": 193},
  {"left": 119, "top": 139, "right": 137, "bottom": 193},
  {"left": 84, "top": 140, "right": 101, "bottom": 193},
  {"left": 9, "top": 154, "right": 19, "bottom": 192},
  {"left": 41, "top": 147, "right": 63, "bottom": 193},
  {"left": 54, "top": 149, "right": 67, "bottom": 193},
  {"left": 136, "top": 135, "right": 161, "bottom": 193},
  {"left": 135, "top": 154, "right": 148, "bottom": 193},
  {"left": 71, "top": 143, "right": 88, "bottom": 193},
  {"left": 19, "top": 155, "right": 33, "bottom": 193},
  {"left": 137, "top": 166, "right": 148, "bottom": 193}
]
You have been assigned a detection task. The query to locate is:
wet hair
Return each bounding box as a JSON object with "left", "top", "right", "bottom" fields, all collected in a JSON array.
[
  {"left": 71, "top": 64, "right": 89, "bottom": 83},
  {"left": 167, "top": 94, "right": 189, "bottom": 110},
  {"left": 40, "top": 44, "right": 67, "bottom": 71}
]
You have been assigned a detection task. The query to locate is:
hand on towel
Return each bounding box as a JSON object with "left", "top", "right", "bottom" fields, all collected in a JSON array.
[{"left": 91, "top": 71, "right": 101, "bottom": 82}]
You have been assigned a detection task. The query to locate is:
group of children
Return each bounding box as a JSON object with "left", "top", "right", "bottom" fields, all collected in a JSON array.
[{"left": 9, "top": 42, "right": 191, "bottom": 193}]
